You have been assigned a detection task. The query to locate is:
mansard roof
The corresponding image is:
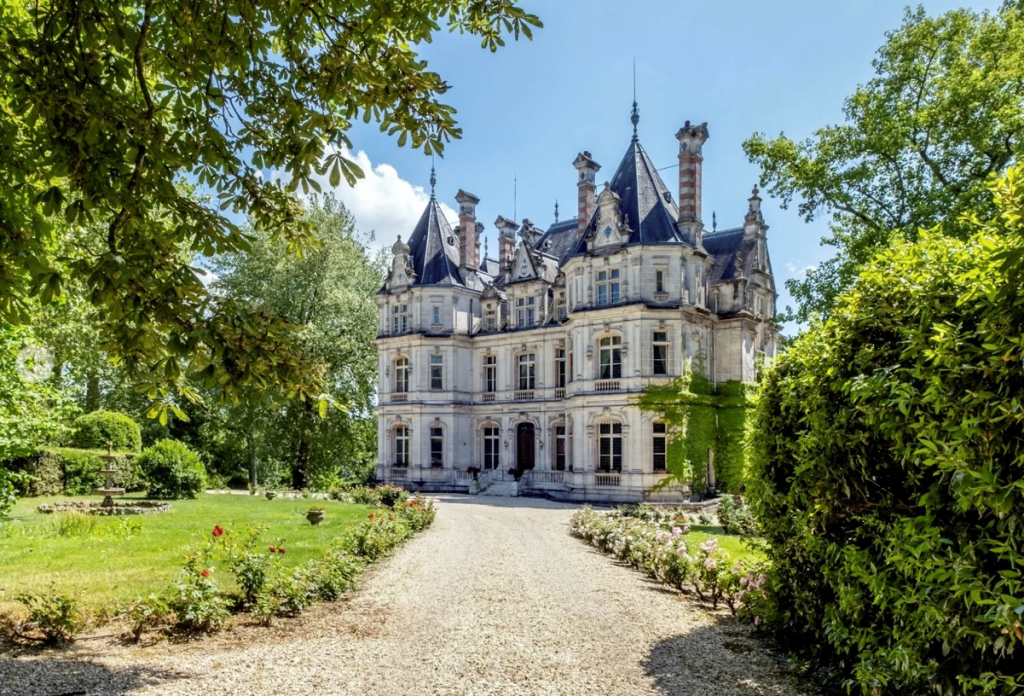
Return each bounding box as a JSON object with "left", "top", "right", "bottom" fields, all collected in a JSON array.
[
  {"left": 704, "top": 227, "right": 766, "bottom": 285},
  {"left": 569, "top": 138, "right": 684, "bottom": 258},
  {"left": 407, "top": 197, "right": 463, "bottom": 287},
  {"left": 535, "top": 217, "right": 578, "bottom": 265}
]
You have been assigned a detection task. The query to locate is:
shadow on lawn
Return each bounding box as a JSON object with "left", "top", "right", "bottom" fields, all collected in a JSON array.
[
  {"left": 0, "top": 653, "right": 186, "bottom": 696},
  {"left": 644, "top": 618, "right": 804, "bottom": 696}
]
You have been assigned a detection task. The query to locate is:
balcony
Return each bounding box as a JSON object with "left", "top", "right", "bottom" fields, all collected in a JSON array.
[
  {"left": 594, "top": 473, "right": 621, "bottom": 487},
  {"left": 554, "top": 387, "right": 566, "bottom": 399},
  {"left": 514, "top": 390, "right": 535, "bottom": 401},
  {"left": 482, "top": 392, "right": 496, "bottom": 402},
  {"left": 390, "top": 393, "right": 408, "bottom": 402},
  {"left": 595, "top": 380, "right": 621, "bottom": 392}
]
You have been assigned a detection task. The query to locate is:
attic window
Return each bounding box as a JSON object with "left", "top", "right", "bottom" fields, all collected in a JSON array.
[
  {"left": 447, "top": 236, "right": 455, "bottom": 245},
  {"left": 663, "top": 192, "right": 672, "bottom": 204}
]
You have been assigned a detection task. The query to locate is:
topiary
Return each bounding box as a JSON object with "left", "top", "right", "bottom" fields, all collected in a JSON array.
[
  {"left": 70, "top": 411, "right": 142, "bottom": 453},
  {"left": 137, "top": 440, "right": 206, "bottom": 500}
]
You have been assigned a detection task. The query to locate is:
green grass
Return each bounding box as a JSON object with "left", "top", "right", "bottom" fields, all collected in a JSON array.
[
  {"left": 687, "top": 524, "right": 764, "bottom": 564},
  {"left": 0, "top": 493, "right": 370, "bottom": 615}
]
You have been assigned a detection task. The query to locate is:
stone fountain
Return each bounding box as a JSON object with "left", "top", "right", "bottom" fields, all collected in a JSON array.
[{"left": 94, "top": 442, "right": 126, "bottom": 508}]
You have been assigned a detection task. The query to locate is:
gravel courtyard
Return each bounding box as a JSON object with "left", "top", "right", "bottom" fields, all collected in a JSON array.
[{"left": 1, "top": 496, "right": 808, "bottom": 696}]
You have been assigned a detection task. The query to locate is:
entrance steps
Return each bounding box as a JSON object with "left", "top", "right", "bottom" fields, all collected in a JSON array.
[{"left": 480, "top": 481, "right": 518, "bottom": 497}]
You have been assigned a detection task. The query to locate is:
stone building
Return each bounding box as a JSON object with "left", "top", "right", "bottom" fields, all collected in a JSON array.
[{"left": 374, "top": 113, "right": 779, "bottom": 501}]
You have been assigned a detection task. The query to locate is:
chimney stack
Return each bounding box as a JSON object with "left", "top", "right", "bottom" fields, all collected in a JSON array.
[
  {"left": 455, "top": 189, "right": 481, "bottom": 271},
  {"left": 495, "top": 215, "right": 518, "bottom": 271},
  {"left": 675, "top": 121, "right": 709, "bottom": 247},
  {"left": 573, "top": 151, "right": 601, "bottom": 237}
]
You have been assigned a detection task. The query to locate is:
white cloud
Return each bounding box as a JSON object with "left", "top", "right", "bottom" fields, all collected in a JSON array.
[
  {"left": 784, "top": 260, "right": 816, "bottom": 277},
  {"left": 278, "top": 147, "right": 458, "bottom": 250}
]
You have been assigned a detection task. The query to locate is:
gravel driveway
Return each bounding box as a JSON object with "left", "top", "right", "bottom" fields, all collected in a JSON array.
[{"left": 1, "top": 496, "right": 807, "bottom": 696}]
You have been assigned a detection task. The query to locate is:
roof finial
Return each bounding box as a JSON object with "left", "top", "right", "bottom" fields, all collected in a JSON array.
[
  {"left": 554, "top": 200, "right": 559, "bottom": 223},
  {"left": 712, "top": 211, "right": 717, "bottom": 232},
  {"left": 631, "top": 58, "right": 639, "bottom": 140},
  {"left": 429, "top": 152, "right": 436, "bottom": 199},
  {"left": 484, "top": 235, "right": 489, "bottom": 259}
]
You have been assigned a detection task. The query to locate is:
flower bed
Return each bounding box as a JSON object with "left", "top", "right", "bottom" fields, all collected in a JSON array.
[{"left": 569, "top": 506, "right": 767, "bottom": 616}]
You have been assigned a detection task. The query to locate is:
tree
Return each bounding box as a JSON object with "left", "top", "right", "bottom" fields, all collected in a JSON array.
[
  {"left": 749, "top": 168, "right": 1024, "bottom": 695},
  {"left": 213, "top": 195, "right": 382, "bottom": 488},
  {"left": 0, "top": 0, "right": 541, "bottom": 413},
  {"left": 744, "top": 4, "right": 1024, "bottom": 321}
]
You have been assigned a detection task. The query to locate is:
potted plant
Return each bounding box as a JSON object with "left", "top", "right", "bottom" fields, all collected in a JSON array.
[
  {"left": 467, "top": 467, "right": 481, "bottom": 494},
  {"left": 306, "top": 505, "right": 325, "bottom": 525}
]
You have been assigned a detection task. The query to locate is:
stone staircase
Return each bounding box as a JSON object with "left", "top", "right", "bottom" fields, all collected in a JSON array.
[{"left": 480, "top": 480, "right": 518, "bottom": 497}]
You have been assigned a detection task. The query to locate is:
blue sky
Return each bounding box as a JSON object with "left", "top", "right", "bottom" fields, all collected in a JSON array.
[{"left": 320, "top": 0, "right": 1002, "bottom": 332}]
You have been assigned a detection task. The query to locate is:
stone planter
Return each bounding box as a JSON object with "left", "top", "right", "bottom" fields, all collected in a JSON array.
[
  {"left": 509, "top": 480, "right": 520, "bottom": 497},
  {"left": 469, "top": 480, "right": 480, "bottom": 495},
  {"left": 306, "top": 510, "right": 325, "bottom": 525},
  {"left": 265, "top": 491, "right": 277, "bottom": 500}
]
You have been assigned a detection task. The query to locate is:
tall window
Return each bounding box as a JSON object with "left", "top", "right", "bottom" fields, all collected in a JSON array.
[
  {"left": 652, "top": 331, "right": 669, "bottom": 376},
  {"left": 554, "top": 425, "right": 566, "bottom": 471},
  {"left": 391, "top": 304, "right": 409, "bottom": 334},
  {"left": 516, "top": 296, "right": 536, "bottom": 328},
  {"left": 599, "top": 336, "right": 622, "bottom": 379},
  {"left": 483, "top": 426, "right": 500, "bottom": 470},
  {"left": 655, "top": 269, "right": 665, "bottom": 293},
  {"left": 430, "top": 354, "right": 444, "bottom": 390},
  {"left": 484, "top": 355, "right": 497, "bottom": 393},
  {"left": 598, "top": 422, "right": 623, "bottom": 472},
  {"left": 556, "top": 292, "right": 567, "bottom": 320},
  {"left": 485, "top": 306, "right": 497, "bottom": 331},
  {"left": 518, "top": 353, "right": 536, "bottom": 390},
  {"left": 597, "top": 269, "right": 620, "bottom": 306},
  {"left": 394, "top": 426, "right": 410, "bottom": 466},
  {"left": 429, "top": 426, "right": 443, "bottom": 467},
  {"left": 432, "top": 305, "right": 441, "bottom": 325},
  {"left": 555, "top": 348, "right": 566, "bottom": 388},
  {"left": 653, "top": 423, "right": 667, "bottom": 471},
  {"left": 394, "top": 357, "right": 409, "bottom": 392}
]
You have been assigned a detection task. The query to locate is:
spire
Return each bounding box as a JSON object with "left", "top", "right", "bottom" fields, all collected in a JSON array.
[
  {"left": 429, "top": 156, "right": 436, "bottom": 200},
  {"left": 631, "top": 58, "right": 639, "bottom": 140},
  {"left": 554, "top": 200, "right": 559, "bottom": 223},
  {"left": 712, "top": 211, "right": 717, "bottom": 232}
]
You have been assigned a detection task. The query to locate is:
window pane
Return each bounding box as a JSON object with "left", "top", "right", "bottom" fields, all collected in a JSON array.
[{"left": 653, "top": 344, "right": 667, "bottom": 375}]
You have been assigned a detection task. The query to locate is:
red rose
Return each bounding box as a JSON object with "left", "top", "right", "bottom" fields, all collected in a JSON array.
[
  {"left": 278, "top": 548, "right": 285, "bottom": 554},
  {"left": 369, "top": 513, "right": 375, "bottom": 519},
  {"left": 212, "top": 525, "right": 224, "bottom": 537},
  {"left": 201, "top": 569, "right": 210, "bottom": 578},
  {"left": 269, "top": 546, "right": 276, "bottom": 553}
]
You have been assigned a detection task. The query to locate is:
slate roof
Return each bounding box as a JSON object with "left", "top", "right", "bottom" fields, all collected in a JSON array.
[
  {"left": 407, "top": 197, "right": 463, "bottom": 287},
  {"left": 567, "top": 138, "right": 686, "bottom": 259},
  {"left": 703, "top": 227, "right": 756, "bottom": 284},
  {"left": 535, "top": 217, "right": 579, "bottom": 265}
]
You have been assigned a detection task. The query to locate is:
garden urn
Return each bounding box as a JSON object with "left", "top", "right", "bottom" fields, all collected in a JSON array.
[
  {"left": 306, "top": 509, "right": 325, "bottom": 525},
  {"left": 266, "top": 491, "right": 277, "bottom": 500}
]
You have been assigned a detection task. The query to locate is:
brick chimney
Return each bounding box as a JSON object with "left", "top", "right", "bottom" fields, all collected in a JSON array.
[
  {"left": 573, "top": 151, "right": 601, "bottom": 237},
  {"left": 675, "top": 121, "right": 709, "bottom": 247},
  {"left": 495, "top": 215, "right": 518, "bottom": 271},
  {"left": 455, "top": 189, "right": 481, "bottom": 271}
]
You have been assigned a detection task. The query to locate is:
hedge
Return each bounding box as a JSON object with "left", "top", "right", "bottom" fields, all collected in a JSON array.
[
  {"left": 749, "top": 169, "right": 1024, "bottom": 695},
  {"left": 70, "top": 411, "right": 142, "bottom": 453},
  {"left": 6, "top": 448, "right": 142, "bottom": 496}
]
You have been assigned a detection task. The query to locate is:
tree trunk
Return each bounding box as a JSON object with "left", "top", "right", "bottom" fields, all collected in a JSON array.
[
  {"left": 85, "top": 370, "right": 101, "bottom": 412},
  {"left": 291, "top": 400, "right": 314, "bottom": 489},
  {"left": 247, "top": 431, "right": 258, "bottom": 489}
]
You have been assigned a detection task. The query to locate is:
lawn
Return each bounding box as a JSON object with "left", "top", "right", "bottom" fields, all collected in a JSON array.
[
  {"left": 688, "top": 524, "right": 764, "bottom": 564},
  {"left": 0, "top": 493, "right": 370, "bottom": 616}
]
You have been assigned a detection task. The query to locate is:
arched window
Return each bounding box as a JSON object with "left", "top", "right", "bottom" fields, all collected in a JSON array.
[
  {"left": 598, "top": 422, "right": 623, "bottom": 472},
  {"left": 394, "top": 426, "right": 410, "bottom": 467},
  {"left": 394, "top": 357, "right": 409, "bottom": 393},
  {"left": 599, "top": 336, "right": 622, "bottom": 379}
]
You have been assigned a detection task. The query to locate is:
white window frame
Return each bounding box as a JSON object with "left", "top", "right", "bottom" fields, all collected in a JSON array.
[
  {"left": 484, "top": 355, "right": 497, "bottom": 393},
  {"left": 394, "top": 426, "right": 410, "bottom": 467},
  {"left": 653, "top": 422, "right": 667, "bottom": 472},
  {"left": 599, "top": 335, "right": 622, "bottom": 379},
  {"left": 596, "top": 269, "right": 620, "bottom": 306},
  {"left": 483, "top": 426, "right": 500, "bottom": 470},
  {"left": 429, "top": 426, "right": 443, "bottom": 467},
  {"left": 430, "top": 354, "right": 444, "bottom": 391},
  {"left": 554, "top": 348, "right": 566, "bottom": 388},
  {"left": 518, "top": 353, "right": 536, "bottom": 390},
  {"left": 652, "top": 331, "right": 669, "bottom": 376},
  {"left": 598, "top": 422, "right": 623, "bottom": 472},
  {"left": 516, "top": 296, "right": 536, "bottom": 328},
  {"left": 394, "top": 357, "right": 409, "bottom": 392}
]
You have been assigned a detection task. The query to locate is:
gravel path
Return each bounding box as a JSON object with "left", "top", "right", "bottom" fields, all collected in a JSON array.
[{"left": 1, "top": 496, "right": 808, "bottom": 696}]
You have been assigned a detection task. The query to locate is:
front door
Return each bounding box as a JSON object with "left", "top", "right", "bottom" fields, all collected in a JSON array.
[{"left": 516, "top": 423, "right": 536, "bottom": 471}]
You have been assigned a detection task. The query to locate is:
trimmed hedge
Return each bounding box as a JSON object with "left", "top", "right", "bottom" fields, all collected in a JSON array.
[
  {"left": 749, "top": 170, "right": 1024, "bottom": 695},
  {"left": 71, "top": 411, "right": 142, "bottom": 453},
  {"left": 6, "top": 448, "right": 142, "bottom": 496},
  {"left": 137, "top": 439, "right": 206, "bottom": 499}
]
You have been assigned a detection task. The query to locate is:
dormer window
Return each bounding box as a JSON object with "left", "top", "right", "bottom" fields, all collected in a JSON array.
[
  {"left": 392, "top": 304, "right": 409, "bottom": 334},
  {"left": 516, "top": 296, "right": 536, "bottom": 328},
  {"left": 597, "top": 269, "right": 620, "bottom": 306},
  {"left": 485, "top": 305, "right": 497, "bottom": 331}
]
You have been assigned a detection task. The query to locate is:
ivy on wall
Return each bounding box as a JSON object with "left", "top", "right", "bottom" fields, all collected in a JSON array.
[{"left": 636, "top": 364, "right": 757, "bottom": 494}]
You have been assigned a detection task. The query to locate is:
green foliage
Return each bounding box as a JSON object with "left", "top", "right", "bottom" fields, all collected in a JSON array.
[
  {"left": 716, "top": 497, "right": 758, "bottom": 537},
  {"left": 37, "top": 448, "right": 143, "bottom": 496},
  {"left": 137, "top": 440, "right": 206, "bottom": 500},
  {"left": 120, "top": 595, "right": 171, "bottom": 643},
  {"left": 636, "top": 367, "right": 756, "bottom": 493},
  {"left": 0, "top": 0, "right": 540, "bottom": 411},
  {"left": 749, "top": 169, "right": 1024, "bottom": 694},
  {"left": 744, "top": 5, "right": 1024, "bottom": 320},
  {"left": 70, "top": 410, "right": 142, "bottom": 452},
  {"left": 308, "top": 549, "right": 363, "bottom": 602},
  {"left": 16, "top": 590, "right": 84, "bottom": 645}
]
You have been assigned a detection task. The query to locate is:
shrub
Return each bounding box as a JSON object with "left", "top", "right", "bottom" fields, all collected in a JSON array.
[
  {"left": 120, "top": 595, "right": 171, "bottom": 643},
  {"left": 165, "top": 565, "right": 229, "bottom": 633},
  {"left": 70, "top": 411, "right": 142, "bottom": 453},
  {"left": 137, "top": 440, "right": 206, "bottom": 500},
  {"left": 308, "top": 549, "right": 363, "bottom": 602},
  {"left": 716, "top": 496, "right": 758, "bottom": 537},
  {"left": 376, "top": 483, "right": 410, "bottom": 508},
  {"left": 346, "top": 511, "right": 413, "bottom": 562},
  {"left": 16, "top": 448, "right": 143, "bottom": 496},
  {"left": 749, "top": 169, "right": 1024, "bottom": 695},
  {"left": 16, "top": 590, "right": 84, "bottom": 645}
]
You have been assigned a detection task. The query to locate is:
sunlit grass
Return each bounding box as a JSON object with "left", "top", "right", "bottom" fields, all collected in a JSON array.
[{"left": 0, "top": 492, "right": 370, "bottom": 615}]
